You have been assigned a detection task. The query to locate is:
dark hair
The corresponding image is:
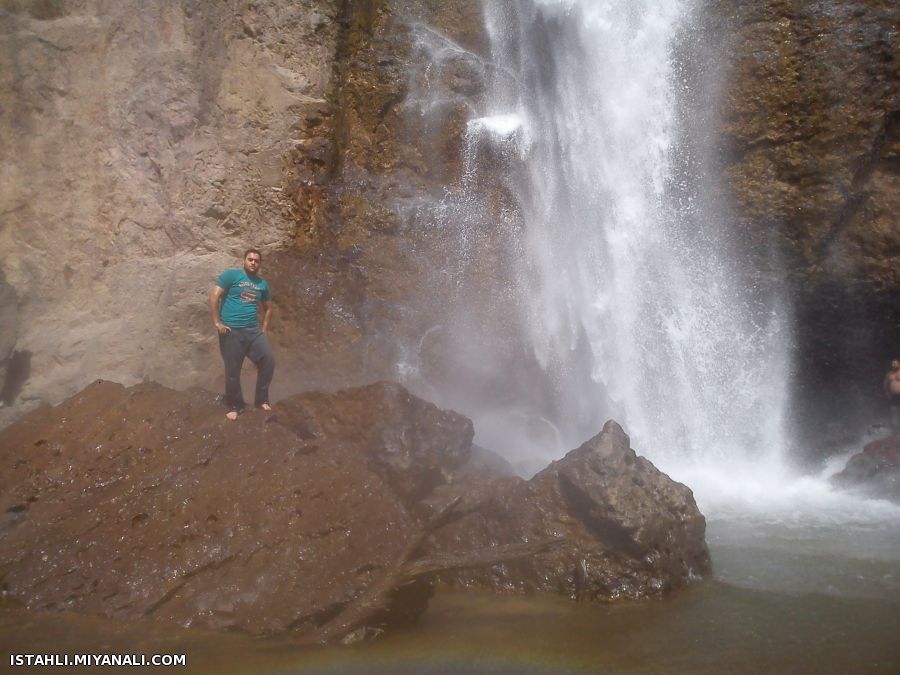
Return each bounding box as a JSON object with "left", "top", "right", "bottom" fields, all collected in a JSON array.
[{"left": 243, "top": 248, "right": 262, "bottom": 262}]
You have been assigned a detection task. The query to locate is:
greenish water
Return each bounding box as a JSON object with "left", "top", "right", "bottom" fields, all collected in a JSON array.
[{"left": 2, "top": 516, "right": 898, "bottom": 674}]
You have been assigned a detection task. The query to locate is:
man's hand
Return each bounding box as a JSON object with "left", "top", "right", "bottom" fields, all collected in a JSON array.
[
  {"left": 260, "top": 300, "right": 272, "bottom": 337},
  {"left": 209, "top": 286, "right": 230, "bottom": 335}
]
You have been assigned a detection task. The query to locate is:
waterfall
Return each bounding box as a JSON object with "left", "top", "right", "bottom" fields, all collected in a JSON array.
[
  {"left": 406, "top": 0, "right": 795, "bottom": 481},
  {"left": 402, "top": 0, "right": 900, "bottom": 600}
]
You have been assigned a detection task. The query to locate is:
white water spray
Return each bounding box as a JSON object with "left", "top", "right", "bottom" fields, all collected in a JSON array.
[
  {"left": 469, "top": 0, "right": 793, "bottom": 470},
  {"left": 405, "top": 1, "right": 900, "bottom": 538}
]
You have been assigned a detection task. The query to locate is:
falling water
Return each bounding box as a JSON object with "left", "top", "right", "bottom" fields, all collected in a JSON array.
[
  {"left": 0, "top": 5, "right": 895, "bottom": 670},
  {"left": 403, "top": 0, "right": 900, "bottom": 551},
  {"left": 429, "top": 0, "right": 793, "bottom": 475}
]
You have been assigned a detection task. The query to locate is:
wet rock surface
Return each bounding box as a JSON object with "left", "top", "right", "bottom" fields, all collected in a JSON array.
[
  {"left": 0, "top": 381, "right": 709, "bottom": 641},
  {"left": 704, "top": 0, "right": 900, "bottom": 441},
  {"left": 831, "top": 435, "right": 900, "bottom": 503},
  {"left": 264, "top": 0, "right": 508, "bottom": 401},
  {"left": 428, "top": 421, "right": 711, "bottom": 600}
]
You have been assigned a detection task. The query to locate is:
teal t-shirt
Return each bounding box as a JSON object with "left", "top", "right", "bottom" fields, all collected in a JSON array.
[{"left": 216, "top": 269, "right": 271, "bottom": 328}]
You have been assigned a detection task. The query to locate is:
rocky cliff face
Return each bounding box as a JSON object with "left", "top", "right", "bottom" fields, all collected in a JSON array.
[
  {"left": 0, "top": 0, "right": 493, "bottom": 425},
  {"left": 704, "top": 0, "right": 900, "bottom": 443},
  {"left": 1, "top": 0, "right": 897, "bottom": 450},
  {"left": 262, "top": 0, "right": 502, "bottom": 402},
  {"left": 0, "top": 0, "right": 340, "bottom": 422}
]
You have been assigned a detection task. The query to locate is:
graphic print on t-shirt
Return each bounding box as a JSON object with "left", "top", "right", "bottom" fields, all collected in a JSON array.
[{"left": 216, "top": 269, "right": 271, "bottom": 328}]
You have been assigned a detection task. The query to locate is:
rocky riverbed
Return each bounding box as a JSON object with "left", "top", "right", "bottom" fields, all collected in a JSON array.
[{"left": 0, "top": 380, "right": 709, "bottom": 643}]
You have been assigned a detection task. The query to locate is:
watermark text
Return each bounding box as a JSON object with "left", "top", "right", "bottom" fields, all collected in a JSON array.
[{"left": 9, "top": 653, "right": 187, "bottom": 667}]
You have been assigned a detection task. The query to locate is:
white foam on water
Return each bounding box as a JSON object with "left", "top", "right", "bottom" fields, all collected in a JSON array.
[
  {"left": 669, "top": 452, "right": 900, "bottom": 598},
  {"left": 659, "top": 456, "right": 900, "bottom": 528}
]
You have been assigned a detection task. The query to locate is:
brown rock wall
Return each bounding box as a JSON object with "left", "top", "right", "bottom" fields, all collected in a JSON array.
[
  {"left": 706, "top": 0, "right": 900, "bottom": 440},
  {"left": 264, "top": 0, "right": 499, "bottom": 398},
  {"left": 0, "top": 0, "right": 493, "bottom": 423},
  {"left": 0, "top": 0, "right": 339, "bottom": 424},
  {"left": 714, "top": 1, "right": 898, "bottom": 269},
  {"left": 2, "top": 0, "right": 896, "bottom": 448}
]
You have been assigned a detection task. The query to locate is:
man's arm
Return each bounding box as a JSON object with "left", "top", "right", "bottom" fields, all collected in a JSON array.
[
  {"left": 260, "top": 300, "right": 272, "bottom": 334},
  {"left": 209, "top": 285, "right": 230, "bottom": 334}
]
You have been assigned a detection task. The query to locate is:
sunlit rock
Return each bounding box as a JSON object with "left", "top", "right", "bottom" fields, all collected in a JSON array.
[
  {"left": 428, "top": 420, "right": 711, "bottom": 599},
  {"left": 0, "top": 0, "right": 341, "bottom": 425},
  {"left": 0, "top": 380, "right": 710, "bottom": 642}
]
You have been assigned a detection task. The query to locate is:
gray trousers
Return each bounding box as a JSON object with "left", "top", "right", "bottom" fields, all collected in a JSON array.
[{"left": 218, "top": 327, "right": 275, "bottom": 410}]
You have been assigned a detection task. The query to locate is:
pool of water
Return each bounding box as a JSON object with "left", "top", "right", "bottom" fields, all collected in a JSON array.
[
  {"left": 3, "top": 449, "right": 899, "bottom": 674},
  {"left": 2, "top": 511, "right": 898, "bottom": 674}
]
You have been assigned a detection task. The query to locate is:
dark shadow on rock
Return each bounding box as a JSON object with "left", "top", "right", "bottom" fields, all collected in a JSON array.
[
  {"left": 557, "top": 470, "right": 647, "bottom": 560},
  {"left": 1, "top": 350, "right": 30, "bottom": 406}
]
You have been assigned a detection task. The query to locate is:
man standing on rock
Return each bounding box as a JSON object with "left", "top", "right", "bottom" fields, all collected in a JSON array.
[
  {"left": 885, "top": 358, "right": 900, "bottom": 436},
  {"left": 209, "top": 249, "right": 275, "bottom": 420}
]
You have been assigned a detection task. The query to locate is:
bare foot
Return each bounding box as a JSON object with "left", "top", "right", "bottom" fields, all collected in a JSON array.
[
  {"left": 260, "top": 403, "right": 272, "bottom": 411},
  {"left": 225, "top": 410, "right": 239, "bottom": 421}
]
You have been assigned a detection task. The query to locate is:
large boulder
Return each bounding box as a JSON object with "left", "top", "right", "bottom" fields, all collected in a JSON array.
[
  {"left": 275, "top": 382, "right": 474, "bottom": 506},
  {"left": 427, "top": 421, "right": 710, "bottom": 600},
  {"left": 0, "top": 380, "right": 710, "bottom": 641},
  {"left": 0, "top": 380, "right": 471, "bottom": 640}
]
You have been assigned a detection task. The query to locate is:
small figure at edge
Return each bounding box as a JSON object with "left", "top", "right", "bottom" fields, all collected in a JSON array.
[
  {"left": 208, "top": 248, "right": 275, "bottom": 421},
  {"left": 884, "top": 358, "right": 900, "bottom": 436}
]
